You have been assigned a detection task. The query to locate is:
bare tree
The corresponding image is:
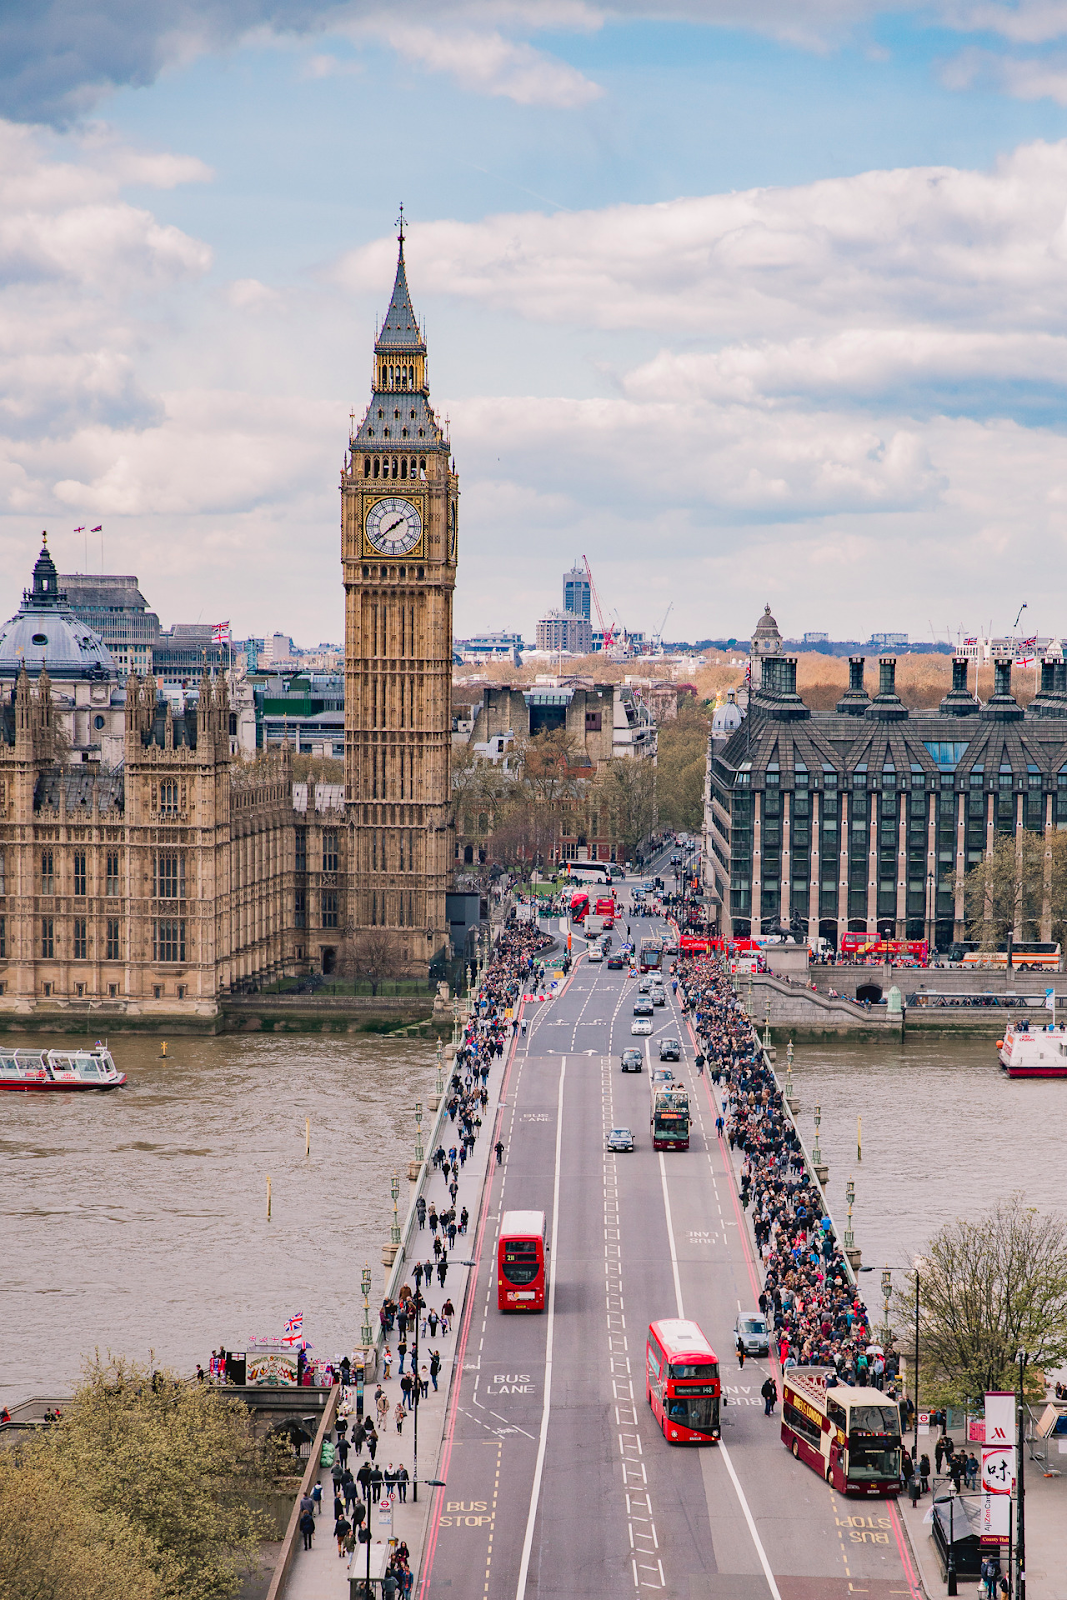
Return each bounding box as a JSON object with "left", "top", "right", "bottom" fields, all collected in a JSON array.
[
  {"left": 899, "top": 1196, "right": 1067, "bottom": 1406},
  {"left": 345, "top": 927, "right": 406, "bottom": 995}
]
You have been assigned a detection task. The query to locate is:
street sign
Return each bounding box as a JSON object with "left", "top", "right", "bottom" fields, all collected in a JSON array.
[{"left": 377, "top": 1495, "right": 393, "bottom": 1530}]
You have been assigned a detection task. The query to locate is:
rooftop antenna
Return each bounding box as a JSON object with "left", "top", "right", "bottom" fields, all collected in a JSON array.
[{"left": 396, "top": 202, "right": 405, "bottom": 252}]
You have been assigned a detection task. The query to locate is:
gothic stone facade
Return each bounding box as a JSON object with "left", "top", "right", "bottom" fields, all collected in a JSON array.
[
  {"left": 341, "top": 232, "right": 457, "bottom": 970},
  {"left": 0, "top": 669, "right": 347, "bottom": 1018}
]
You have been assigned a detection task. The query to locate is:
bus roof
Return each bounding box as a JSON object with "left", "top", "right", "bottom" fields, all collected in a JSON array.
[
  {"left": 500, "top": 1209, "right": 545, "bottom": 1239},
  {"left": 648, "top": 1319, "right": 717, "bottom": 1360}
]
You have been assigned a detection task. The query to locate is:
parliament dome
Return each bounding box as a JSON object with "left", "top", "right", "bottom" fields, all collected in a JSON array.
[{"left": 0, "top": 539, "right": 115, "bottom": 681}]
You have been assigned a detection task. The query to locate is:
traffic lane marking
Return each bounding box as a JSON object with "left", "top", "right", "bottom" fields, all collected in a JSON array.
[{"left": 666, "top": 1039, "right": 919, "bottom": 1591}]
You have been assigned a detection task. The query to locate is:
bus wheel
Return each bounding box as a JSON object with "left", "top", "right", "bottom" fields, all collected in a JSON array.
[{"left": 791, "top": 1440, "right": 799, "bottom": 1460}]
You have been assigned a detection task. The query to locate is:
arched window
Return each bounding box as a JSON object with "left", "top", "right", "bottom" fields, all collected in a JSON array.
[
  {"left": 363, "top": 456, "right": 371, "bottom": 478},
  {"left": 373, "top": 457, "right": 380, "bottom": 478},
  {"left": 419, "top": 457, "right": 426, "bottom": 479},
  {"left": 392, "top": 457, "right": 399, "bottom": 478},
  {"left": 410, "top": 457, "right": 417, "bottom": 478},
  {"left": 400, "top": 457, "right": 408, "bottom": 479},
  {"left": 401, "top": 368, "right": 408, "bottom": 389}
]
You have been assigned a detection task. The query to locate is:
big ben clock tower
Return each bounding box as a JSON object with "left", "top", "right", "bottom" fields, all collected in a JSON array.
[{"left": 342, "top": 216, "right": 458, "bottom": 970}]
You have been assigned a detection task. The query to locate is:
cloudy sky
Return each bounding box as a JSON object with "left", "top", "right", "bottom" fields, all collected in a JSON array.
[{"left": 2, "top": 1, "right": 1067, "bottom": 647}]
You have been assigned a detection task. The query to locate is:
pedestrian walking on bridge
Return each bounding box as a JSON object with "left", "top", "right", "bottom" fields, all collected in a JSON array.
[
  {"left": 761, "top": 1376, "right": 778, "bottom": 1416},
  {"left": 736, "top": 1335, "right": 746, "bottom": 1369}
]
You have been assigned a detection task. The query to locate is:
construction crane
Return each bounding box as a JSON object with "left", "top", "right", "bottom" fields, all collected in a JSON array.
[
  {"left": 651, "top": 601, "right": 673, "bottom": 653},
  {"left": 582, "top": 555, "right": 616, "bottom": 653}
]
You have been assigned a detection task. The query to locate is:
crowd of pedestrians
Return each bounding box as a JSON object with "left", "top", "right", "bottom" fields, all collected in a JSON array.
[
  {"left": 301, "top": 913, "right": 556, "bottom": 1591},
  {"left": 677, "top": 950, "right": 896, "bottom": 1395}
]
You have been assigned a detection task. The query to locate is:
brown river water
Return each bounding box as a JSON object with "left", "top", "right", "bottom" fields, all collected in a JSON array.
[
  {"left": 1, "top": 1032, "right": 437, "bottom": 1404},
  {"left": 3, "top": 1027, "right": 1061, "bottom": 1404},
  {"left": 789, "top": 1031, "right": 1067, "bottom": 1302}
]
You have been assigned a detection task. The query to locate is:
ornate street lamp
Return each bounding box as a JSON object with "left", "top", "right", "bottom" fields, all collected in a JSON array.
[
  {"left": 360, "top": 1264, "right": 372, "bottom": 1350},
  {"left": 390, "top": 1173, "right": 401, "bottom": 1247}
]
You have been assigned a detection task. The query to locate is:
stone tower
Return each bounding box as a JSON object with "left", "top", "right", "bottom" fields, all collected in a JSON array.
[{"left": 341, "top": 220, "right": 458, "bottom": 971}]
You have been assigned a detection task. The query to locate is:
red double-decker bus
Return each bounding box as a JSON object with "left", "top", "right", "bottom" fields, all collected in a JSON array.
[
  {"left": 839, "top": 932, "right": 928, "bottom": 964},
  {"left": 569, "top": 890, "right": 589, "bottom": 926},
  {"left": 645, "top": 1319, "right": 720, "bottom": 1443},
  {"left": 497, "top": 1210, "right": 546, "bottom": 1311}
]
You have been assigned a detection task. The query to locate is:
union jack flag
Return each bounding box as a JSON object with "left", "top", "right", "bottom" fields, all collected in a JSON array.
[{"left": 282, "top": 1311, "right": 304, "bottom": 1345}]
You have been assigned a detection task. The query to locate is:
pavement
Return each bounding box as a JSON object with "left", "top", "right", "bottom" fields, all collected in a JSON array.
[{"left": 281, "top": 960, "right": 529, "bottom": 1600}]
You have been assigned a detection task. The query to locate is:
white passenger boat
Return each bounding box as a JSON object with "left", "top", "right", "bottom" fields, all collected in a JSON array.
[
  {"left": 997, "top": 1021, "right": 1067, "bottom": 1079},
  {"left": 0, "top": 1045, "right": 126, "bottom": 1092}
]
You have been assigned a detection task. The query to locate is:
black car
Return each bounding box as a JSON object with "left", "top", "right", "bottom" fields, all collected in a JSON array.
[
  {"left": 658, "top": 1038, "right": 681, "bottom": 1061},
  {"left": 620, "top": 1049, "right": 644, "bottom": 1072},
  {"left": 633, "top": 998, "right": 654, "bottom": 1017},
  {"left": 607, "top": 954, "right": 625, "bottom": 969}
]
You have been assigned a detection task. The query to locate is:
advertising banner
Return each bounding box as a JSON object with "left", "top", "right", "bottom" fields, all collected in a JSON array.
[
  {"left": 985, "top": 1392, "right": 1015, "bottom": 1449},
  {"left": 981, "top": 1447, "right": 1016, "bottom": 1495},
  {"left": 980, "top": 1490, "right": 1012, "bottom": 1543}
]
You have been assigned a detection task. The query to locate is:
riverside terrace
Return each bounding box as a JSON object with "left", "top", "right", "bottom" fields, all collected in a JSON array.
[{"left": 706, "top": 652, "right": 1067, "bottom": 949}]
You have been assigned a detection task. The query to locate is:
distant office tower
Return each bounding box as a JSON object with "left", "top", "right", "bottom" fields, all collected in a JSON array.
[
  {"left": 563, "top": 563, "right": 591, "bottom": 623},
  {"left": 59, "top": 574, "right": 161, "bottom": 680},
  {"left": 802, "top": 632, "right": 829, "bottom": 644},
  {"left": 869, "top": 632, "right": 908, "bottom": 648},
  {"left": 537, "top": 609, "right": 593, "bottom": 655}
]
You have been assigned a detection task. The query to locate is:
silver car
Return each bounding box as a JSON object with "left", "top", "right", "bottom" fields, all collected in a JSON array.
[
  {"left": 606, "top": 1127, "right": 635, "bottom": 1152},
  {"left": 734, "top": 1312, "right": 770, "bottom": 1355}
]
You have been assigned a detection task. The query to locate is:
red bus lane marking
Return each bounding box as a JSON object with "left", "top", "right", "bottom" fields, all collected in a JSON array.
[{"left": 417, "top": 996, "right": 527, "bottom": 1598}]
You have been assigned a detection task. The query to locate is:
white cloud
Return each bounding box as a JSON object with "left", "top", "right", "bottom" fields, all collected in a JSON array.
[
  {"left": 352, "top": 17, "right": 603, "bottom": 107},
  {"left": 7, "top": 113, "right": 1067, "bottom": 644},
  {"left": 939, "top": 0, "right": 1067, "bottom": 42},
  {"left": 226, "top": 277, "right": 283, "bottom": 311},
  {"left": 334, "top": 141, "right": 1067, "bottom": 338}
]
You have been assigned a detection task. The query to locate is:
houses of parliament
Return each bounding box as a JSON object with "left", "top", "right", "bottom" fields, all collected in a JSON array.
[{"left": 0, "top": 232, "right": 458, "bottom": 1020}]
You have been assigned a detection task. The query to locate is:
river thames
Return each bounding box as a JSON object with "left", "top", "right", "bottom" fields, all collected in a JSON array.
[
  {"left": 789, "top": 1029, "right": 1067, "bottom": 1321},
  {"left": 5, "top": 1026, "right": 1063, "bottom": 1405},
  {"left": 0, "top": 1032, "right": 437, "bottom": 1404}
]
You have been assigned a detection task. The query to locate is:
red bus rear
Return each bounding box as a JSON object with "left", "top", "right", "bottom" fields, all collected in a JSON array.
[
  {"left": 569, "top": 891, "right": 589, "bottom": 925},
  {"left": 594, "top": 897, "right": 615, "bottom": 928},
  {"left": 646, "top": 1319, "right": 720, "bottom": 1443},
  {"left": 497, "top": 1210, "right": 546, "bottom": 1311}
]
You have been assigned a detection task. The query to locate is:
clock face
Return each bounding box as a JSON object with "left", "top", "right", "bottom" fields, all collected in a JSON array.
[{"left": 365, "top": 496, "right": 422, "bottom": 556}]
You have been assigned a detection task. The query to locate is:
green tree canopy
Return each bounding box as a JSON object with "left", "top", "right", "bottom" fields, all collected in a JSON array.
[
  {"left": 0, "top": 1453, "right": 161, "bottom": 1600},
  {"left": 903, "top": 1197, "right": 1067, "bottom": 1406},
  {"left": 11, "top": 1356, "right": 291, "bottom": 1600},
  {"left": 654, "top": 699, "right": 710, "bottom": 833}
]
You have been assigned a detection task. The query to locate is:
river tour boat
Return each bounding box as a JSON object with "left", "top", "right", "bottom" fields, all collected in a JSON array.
[
  {"left": 997, "top": 1020, "right": 1067, "bottom": 1078},
  {"left": 0, "top": 1045, "right": 126, "bottom": 1092}
]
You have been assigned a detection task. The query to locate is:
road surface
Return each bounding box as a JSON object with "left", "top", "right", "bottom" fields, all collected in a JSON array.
[{"left": 419, "top": 873, "right": 921, "bottom": 1600}]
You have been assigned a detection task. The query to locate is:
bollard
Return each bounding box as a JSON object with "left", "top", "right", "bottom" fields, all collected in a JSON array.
[
  {"left": 857, "top": 1115, "right": 862, "bottom": 1162},
  {"left": 305, "top": 1117, "right": 310, "bottom": 1158},
  {"left": 266, "top": 1174, "right": 272, "bottom": 1220},
  {"left": 159, "top": 1041, "right": 167, "bottom": 1058}
]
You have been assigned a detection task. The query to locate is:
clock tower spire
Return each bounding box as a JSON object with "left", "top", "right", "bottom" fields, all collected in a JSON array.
[{"left": 342, "top": 222, "right": 458, "bottom": 973}]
